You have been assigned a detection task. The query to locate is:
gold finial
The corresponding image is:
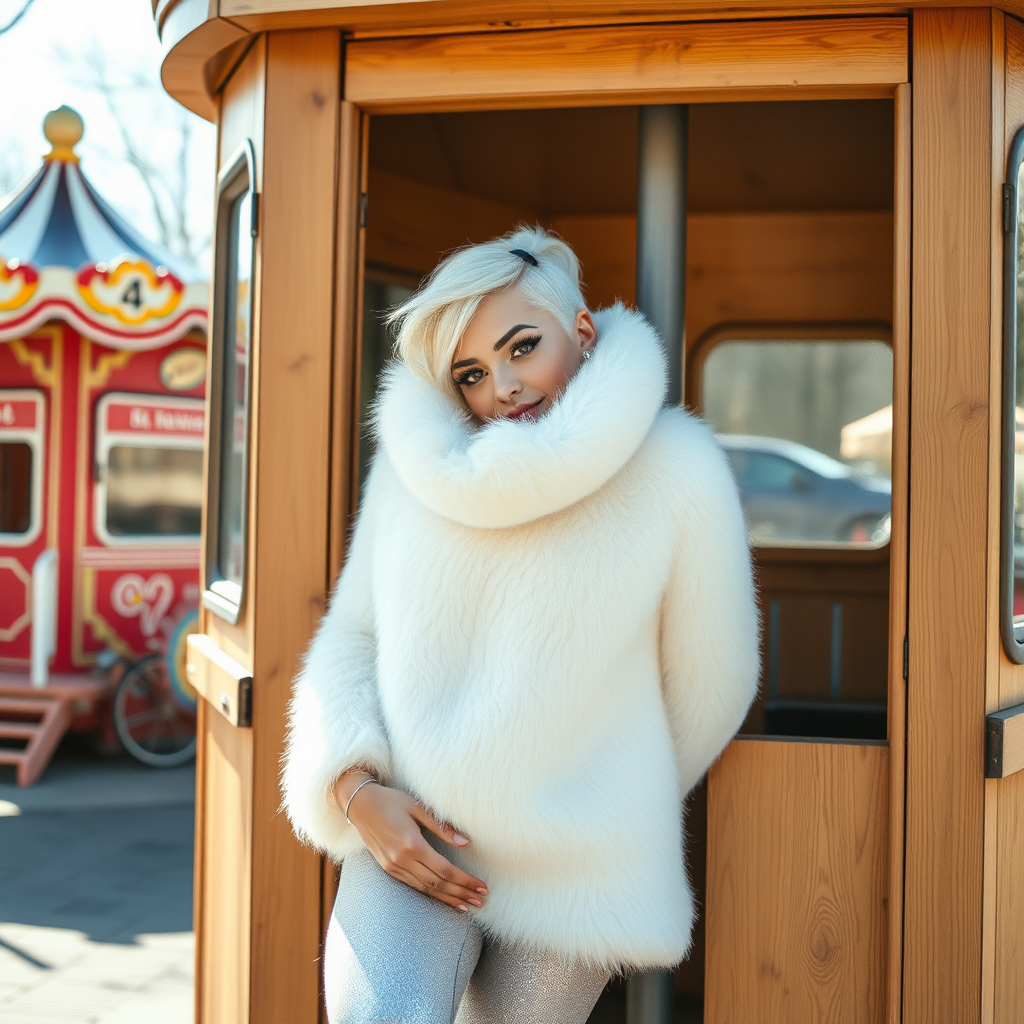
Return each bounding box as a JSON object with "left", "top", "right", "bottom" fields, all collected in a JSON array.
[{"left": 43, "top": 106, "right": 84, "bottom": 163}]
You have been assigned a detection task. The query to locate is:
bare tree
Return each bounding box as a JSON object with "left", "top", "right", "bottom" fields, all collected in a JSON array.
[
  {"left": 0, "top": 0, "right": 35, "bottom": 37},
  {"left": 55, "top": 41, "right": 211, "bottom": 265},
  {"left": 0, "top": 140, "right": 32, "bottom": 200}
]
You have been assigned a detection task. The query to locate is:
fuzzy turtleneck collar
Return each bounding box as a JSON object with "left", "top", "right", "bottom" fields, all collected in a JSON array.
[{"left": 373, "top": 303, "right": 668, "bottom": 529}]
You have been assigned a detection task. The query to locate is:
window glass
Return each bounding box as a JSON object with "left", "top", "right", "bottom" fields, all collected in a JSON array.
[
  {"left": 702, "top": 339, "right": 893, "bottom": 547},
  {"left": 106, "top": 446, "right": 203, "bottom": 537},
  {"left": 216, "top": 189, "right": 252, "bottom": 585},
  {"left": 0, "top": 441, "right": 32, "bottom": 534},
  {"left": 1012, "top": 158, "right": 1024, "bottom": 634},
  {"left": 358, "top": 276, "right": 415, "bottom": 491}
]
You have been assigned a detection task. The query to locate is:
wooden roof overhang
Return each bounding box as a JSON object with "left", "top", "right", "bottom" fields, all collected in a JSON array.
[{"left": 151, "top": 0, "right": 1007, "bottom": 119}]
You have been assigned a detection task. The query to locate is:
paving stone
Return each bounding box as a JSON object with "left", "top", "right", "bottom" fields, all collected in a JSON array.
[{"left": 0, "top": 740, "right": 195, "bottom": 1024}]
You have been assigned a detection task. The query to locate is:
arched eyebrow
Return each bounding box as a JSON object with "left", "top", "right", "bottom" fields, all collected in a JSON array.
[{"left": 494, "top": 324, "right": 538, "bottom": 351}]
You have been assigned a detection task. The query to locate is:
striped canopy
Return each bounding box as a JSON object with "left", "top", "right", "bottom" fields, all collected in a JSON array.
[{"left": 0, "top": 107, "right": 207, "bottom": 349}]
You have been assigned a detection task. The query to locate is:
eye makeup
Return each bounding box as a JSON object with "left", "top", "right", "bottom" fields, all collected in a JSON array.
[
  {"left": 509, "top": 334, "right": 542, "bottom": 358},
  {"left": 452, "top": 333, "right": 542, "bottom": 388}
]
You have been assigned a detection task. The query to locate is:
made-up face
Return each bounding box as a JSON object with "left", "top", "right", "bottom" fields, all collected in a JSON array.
[{"left": 451, "top": 288, "right": 597, "bottom": 424}]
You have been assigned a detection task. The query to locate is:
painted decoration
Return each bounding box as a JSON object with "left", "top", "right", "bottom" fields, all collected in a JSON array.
[
  {"left": 0, "top": 109, "right": 207, "bottom": 349},
  {"left": 160, "top": 346, "right": 207, "bottom": 391}
]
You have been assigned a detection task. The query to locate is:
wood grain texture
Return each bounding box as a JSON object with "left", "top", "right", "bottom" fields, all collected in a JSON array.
[
  {"left": 213, "top": 0, "right": 1024, "bottom": 32},
  {"left": 197, "top": 702, "right": 253, "bottom": 1024},
  {"left": 984, "top": 16, "right": 1006, "bottom": 1023},
  {"left": 186, "top": 633, "right": 253, "bottom": 728},
  {"left": 365, "top": 167, "right": 530, "bottom": 274},
  {"left": 365, "top": 167, "right": 893, "bottom": 341},
  {"left": 885, "top": 79, "right": 910, "bottom": 1024},
  {"left": 157, "top": 0, "right": 246, "bottom": 120},
  {"left": 995, "top": 768, "right": 1024, "bottom": 1020},
  {"left": 194, "top": 37, "right": 264, "bottom": 1024},
  {"left": 905, "top": 10, "right": 993, "bottom": 1021},
  {"left": 705, "top": 738, "right": 889, "bottom": 1024},
  {"left": 248, "top": 29, "right": 340, "bottom": 1024},
  {"left": 686, "top": 211, "right": 894, "bottom": 347},
  {"left": 344, "top": 18, "right": 908, "bottom": 113}
]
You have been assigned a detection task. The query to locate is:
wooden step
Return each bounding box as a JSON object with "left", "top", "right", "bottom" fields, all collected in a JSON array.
[
  {"left": 0, "top": 671, "right": 114, "bottom": 702},
  {"left": 0, "top": 695, "right": 72, "bottom": 787}
]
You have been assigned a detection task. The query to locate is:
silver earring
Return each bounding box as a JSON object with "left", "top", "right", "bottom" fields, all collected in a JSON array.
[{"left": 583, "top": 349, "right": 592, "bottom": 361}]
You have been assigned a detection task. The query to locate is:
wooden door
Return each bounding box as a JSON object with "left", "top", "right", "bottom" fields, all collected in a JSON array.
[
  {"left": 190, "top": 16, "right": 912, "bottom": 1024},
  {"left": 188, "top": 30, "right": 346, "bottom": 1024},
  {"left": 347, "top": 19, "right": 909, "bottom": 1023}
]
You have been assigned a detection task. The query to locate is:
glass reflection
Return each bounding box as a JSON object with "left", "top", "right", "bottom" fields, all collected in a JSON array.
[
  {"left": 0, "top": 441, "right": 32, "bottom": 534},
  {"left": 1012, "top": 160, "right": 1024, "bottom": 626},
  {"left": 702, "top": 339, "right": 893, "bottom": 547},
  {"left": 216, "top": 190, "right": 252, "bottom": 585},
  {"left": 106, "top": 446, "right": 203, "bottom": 537}
]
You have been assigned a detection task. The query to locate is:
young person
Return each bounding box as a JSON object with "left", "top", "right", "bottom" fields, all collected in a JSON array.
[{"left": 282, "top": 226, "right": 760, "bottom": 1024}]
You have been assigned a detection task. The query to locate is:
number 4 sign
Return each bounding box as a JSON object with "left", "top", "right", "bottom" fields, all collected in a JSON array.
[{"left": 76, "top": 259, "right": 183, "bottom": 327}]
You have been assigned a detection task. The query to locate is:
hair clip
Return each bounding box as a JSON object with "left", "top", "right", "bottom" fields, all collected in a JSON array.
[{"left": 509, "top": 248, "right": 539, "bottom": 267}]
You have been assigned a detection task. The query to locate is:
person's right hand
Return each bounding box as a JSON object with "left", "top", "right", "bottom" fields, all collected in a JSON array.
[{"left": 334, "top": 773, "right": 489, "bottom": 913}]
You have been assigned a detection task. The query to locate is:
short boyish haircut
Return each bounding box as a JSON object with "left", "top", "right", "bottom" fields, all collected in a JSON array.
[{"left": 386, "top": 225, "right": 589, "bottom": 400}]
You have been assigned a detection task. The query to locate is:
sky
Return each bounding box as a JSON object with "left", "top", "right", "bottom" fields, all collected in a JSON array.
[{"left": 0, "top": 0, "right": 216, "bottom": 271}]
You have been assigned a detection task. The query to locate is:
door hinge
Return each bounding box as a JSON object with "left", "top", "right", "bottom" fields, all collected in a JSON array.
[
  {"left": 903, "top": 635, "right": 909, "bottom": 681},
  {"left": 359, "top": 192, "right": 368, "bottom": 229},
  {"left": 1004, "top": 183, "right": 1015, "bottom": 234}
]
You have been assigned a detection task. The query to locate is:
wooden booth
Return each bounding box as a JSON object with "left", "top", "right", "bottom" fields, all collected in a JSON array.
[{"left": 150, "top": 2, "right": 1024, "bottom": 1022}]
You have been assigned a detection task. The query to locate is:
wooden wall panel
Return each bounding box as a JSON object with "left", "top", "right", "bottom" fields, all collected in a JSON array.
[
  {"left": 365, "top": 167, "right": 530, "bottom": 274},
  {"left": 365, "top": 167, "right": 893, "bottom": 336},
  {"left": 706, "top": 738, "right": 889, "bottom": 1024},
  {"left": 195, "top": 36, "right": 265, "bottom": 1024},
  {"left": 686, "top": 211, "right": 893, "bottom": 345},
  {"left": 345, "top": 18, "right": 908, "bottom": 113},
  {"left": 197, "top": 703, "right": 253, "bottom": 1024},
  {"left": 248, "top": 29, "right": 341, "bottom": 1024},
  {"left": 905, "top": 10, "right": 994, "bottom": 1022}
]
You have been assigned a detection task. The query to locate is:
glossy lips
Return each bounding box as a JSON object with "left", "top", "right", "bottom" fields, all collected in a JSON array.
[{"left": 505, "top": 400, "right": 543, "bottom": 422}]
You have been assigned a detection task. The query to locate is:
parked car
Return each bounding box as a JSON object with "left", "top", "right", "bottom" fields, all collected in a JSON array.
[{"left": 717, "top": 434, "right": 891, "bottom": 546}]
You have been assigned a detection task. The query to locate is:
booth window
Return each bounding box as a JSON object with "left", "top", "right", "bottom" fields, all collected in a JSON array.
[
  {"left": 358, "top": 272, "right": 416, "bottom": 491},
  {"left": 204, "top": 141, "right": 257, "bottom": 623},
  {"left": 700, "top": 336, "right": 893, "bottom": 549},
  {"left": 0, "top": 389, "right": 45, "bottom": 546},
  {"left": 93, "top": 393, "right": 205, "bottom": 545},
  {"left": 105, "top": 447, "right": 203, "bottom": 537},
  {"left": 0, "top": 442, "right": 32, "bottom": 534},
  {"left": 1001, "top": 128, "right": 1024, "bottom": 661}
]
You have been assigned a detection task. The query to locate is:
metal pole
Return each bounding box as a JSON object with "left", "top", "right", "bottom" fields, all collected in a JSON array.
[
  {"left": 636, "top": 104, "right": 688, "bottom": 406},
  {"left": 628, "top": 103, "right": 688, "bottom": 1024}
]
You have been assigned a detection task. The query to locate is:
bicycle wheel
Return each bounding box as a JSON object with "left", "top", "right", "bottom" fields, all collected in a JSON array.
[{"left": 113, "top": 654, "right": 197, "bottom": 767}]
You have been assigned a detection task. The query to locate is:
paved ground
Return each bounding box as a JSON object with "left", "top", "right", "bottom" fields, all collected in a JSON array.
[
  {"left": 0, "top": 741, "right": 702, "bottom": 1024},
  {"left": 0, "top": 740, "right": 195, "bottom": 1024}
]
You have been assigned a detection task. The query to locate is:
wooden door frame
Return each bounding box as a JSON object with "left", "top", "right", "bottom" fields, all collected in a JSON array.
[
  {"left": 197, "top": 15, "right": 916, "bottom": 1024},
  {"left": 335, "top": 15, "right": 912, "bottom": 1023},
  {"left": 344, "top": 16, "right": 908, "bottom": 113}
]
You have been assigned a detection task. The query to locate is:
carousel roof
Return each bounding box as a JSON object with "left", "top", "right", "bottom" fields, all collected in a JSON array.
[{"left": 0, "top": 106, "right": 207, "bottom": 350}]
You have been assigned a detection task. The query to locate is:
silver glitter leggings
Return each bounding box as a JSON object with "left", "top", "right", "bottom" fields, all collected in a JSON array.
[{"left": 325, "top": 846, "right": 612, "bottom": 1024}]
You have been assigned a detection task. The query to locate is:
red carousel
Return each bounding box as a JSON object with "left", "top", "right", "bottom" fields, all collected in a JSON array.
[{"left": 0, "top": 106, "right": 208, "bottom": 784}]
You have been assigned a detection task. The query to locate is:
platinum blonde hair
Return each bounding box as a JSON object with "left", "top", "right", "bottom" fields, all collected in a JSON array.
[{"left": 386, "top": 226, "right": 589, "bottom": 398}]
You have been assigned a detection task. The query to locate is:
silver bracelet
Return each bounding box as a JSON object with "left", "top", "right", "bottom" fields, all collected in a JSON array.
[{"left": 344, "top": 776, "right": 379, "bottom": 824}]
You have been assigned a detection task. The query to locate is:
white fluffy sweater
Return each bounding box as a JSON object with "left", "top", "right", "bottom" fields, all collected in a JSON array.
[{"left": 281, "top": 304, "right": 759, "bottom": 971}]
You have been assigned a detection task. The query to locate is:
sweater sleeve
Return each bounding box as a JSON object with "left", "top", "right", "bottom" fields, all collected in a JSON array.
[
  {"left": 658, "top": 424, "right": 761, "bottom": 797},
  {"left": 280, "top": 460, "right": 393, "bottom": 861}
]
